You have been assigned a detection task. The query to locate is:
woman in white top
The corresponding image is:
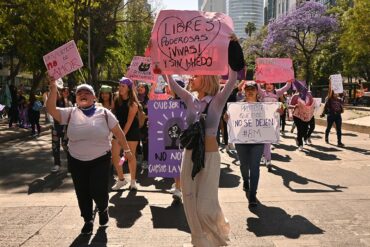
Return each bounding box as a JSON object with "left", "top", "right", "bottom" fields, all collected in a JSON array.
[{"left": 46, "top": 79, "right": 133, "bottom": 235}]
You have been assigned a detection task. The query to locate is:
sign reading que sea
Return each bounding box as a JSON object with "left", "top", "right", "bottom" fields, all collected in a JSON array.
[
  {"left": 227, "top": 102, "right": 280, "bottom": 144},
  {"left": 148, "top": 100, "right": 187, "bottom": 178},
  {"left": 126, "top": 56, "right": 157, "bottom": 82},
  {"left": 150, "top": 10, "right": 234, "bottom": 75},
  {"left": 43, "top": 40, "right": 83, "bottom": 79}
]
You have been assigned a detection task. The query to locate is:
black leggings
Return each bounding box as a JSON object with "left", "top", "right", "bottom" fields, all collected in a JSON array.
[
  {"left": 293, "top": 116, "right": 309, "bottom": 146},
  {"left": 68, "top": 151, "right": 111, "bottom": 222}
]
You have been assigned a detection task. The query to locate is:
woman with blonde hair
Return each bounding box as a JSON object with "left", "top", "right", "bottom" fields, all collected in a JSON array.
[
  {"left": 164, "top": 68, "right": 238, "bottom": 246},
  {"left": 111, "top": 77, "right": 141, "bottom": 191}
]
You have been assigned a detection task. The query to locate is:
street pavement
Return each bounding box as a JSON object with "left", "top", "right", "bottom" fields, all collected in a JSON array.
[{"left": 0, "top": 123, "right": 370, "bottom": 247}]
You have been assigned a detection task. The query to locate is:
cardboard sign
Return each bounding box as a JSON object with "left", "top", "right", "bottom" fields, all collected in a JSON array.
[
  {"left": 150, "top": 10, "right": 234, "bottom": 75},
  {"left": 148, "top": 100, "right": 187, "bottom": 178},
  {"left": 255, "top": 58, "right": 294, "bottom": 84},
  {"left": 126, "top": 56, "right": 157, "bottom": 82},
  {"left": 227, "top": 102, "right": 280, "bottom": 144},
  {"left": 293, "top": 100, "right": 315, "bottom": 122},
  {"left": 43, "top": 40, "right": 83, "bottom": 79},
  {"left": 330, "top": 74, "right": 343, "bottom": 94}
]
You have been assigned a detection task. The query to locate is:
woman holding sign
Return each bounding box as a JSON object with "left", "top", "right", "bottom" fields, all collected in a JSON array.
[
  {"left": 164, "top": 68, "right": 238, "bottom": 246},
  {"left": 46, "top": 79, "right": 132, "bottom": 235},
  {"left": 257, "top": 81, "right": 291, "bottom": 170}
]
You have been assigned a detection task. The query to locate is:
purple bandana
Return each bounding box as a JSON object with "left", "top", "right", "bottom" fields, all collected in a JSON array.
[{"left": 119, "top": 77, "right": 133, "bottom": 88}]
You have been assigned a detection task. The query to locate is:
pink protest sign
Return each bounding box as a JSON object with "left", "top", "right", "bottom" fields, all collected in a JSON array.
[
  {"left": 255, "top": 58, "right": 294, "bottom": 84},
  {"left": 293, "top": 100, "right": 315, "bottom": 122},
  {"left": 126, "top": 56, "right": 157, "bottom": 82},
  {"left": 43, "top": 40, "right": 83, "bottom": 79},
  {"left": 149, "top": 10, "right": 234, "bottom": 75}
]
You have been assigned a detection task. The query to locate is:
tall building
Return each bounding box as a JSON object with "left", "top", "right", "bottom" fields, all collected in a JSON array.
[
  {"left": 226, "top": 0, "right": 264, "bottom": 38},
  {"left": 199, "top": 0, "right": 227, "bottom": 13}
]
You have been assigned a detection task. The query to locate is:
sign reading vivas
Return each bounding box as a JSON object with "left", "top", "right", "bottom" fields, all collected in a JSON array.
[
  {"left": 150, "top": 10, "right": 234, "bottom": 75},
  {"left": 255, "top": 58, "right": 294, "bottom": 84},
  {"left": 126, "top": 56, "right": 157, "bottom": 82},
  {"left": 227, "top": 102, "right": 280, "bottom": 144},
  {"left": 43, "top": 40, "right": 83, "bottom": 79},
  {"left": 148, "top": 100, "right": 187, "bottom": 178}
]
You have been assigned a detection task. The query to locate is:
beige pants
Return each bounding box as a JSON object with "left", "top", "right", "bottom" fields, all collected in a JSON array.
[{"left": 181, "top": 150, "right": 230, "bottom": 247}]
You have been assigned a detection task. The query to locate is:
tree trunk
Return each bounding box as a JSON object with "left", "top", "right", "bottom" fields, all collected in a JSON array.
[
  {"left": 7, "top": 55, "right": 21, "bottom": 85},
  {"left": 305, "top": 56, "right": 311, "bottom": 88},
  {"left": 30, "top": 71, "right": 44, "bottom": 94}
]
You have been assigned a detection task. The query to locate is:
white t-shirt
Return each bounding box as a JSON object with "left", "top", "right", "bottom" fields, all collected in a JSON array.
[{"left": 58, "top": 106, "right": 118, "bottom": 161}]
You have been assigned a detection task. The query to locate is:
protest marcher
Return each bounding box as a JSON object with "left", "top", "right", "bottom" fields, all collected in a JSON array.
[
  {"left": 28, "top": 93, "right": 42, "bottom": 136},
  {"left": 111, "top": 77, "right": 141, "bottom": 191},
  {"left": 257, "top": 82, "right": 291, "bottom": 169},
  {"left": 304, "top": 91, "right": 316, "bottom": 145},
  {"left": 290, "top": 80, "right": 314, "bottom": 151},
  {"left": 17, "top": 92, "right": 28, "bottom": 128},
  {"left": 164, "top": 66, "right": 238, "bottom": 246},
  {"left": 50, "top": 87, "right": 72, "bottom": 173},
  {"left": 98, "top": 85, "right": 114, "bottom": 110},
  {"left": 321, "top": 91, "right": 344, "bottom": 147},
  {"left": 46, "top": 80, "right": 133, "bottom": 235},
  {"left": 136, "top": 82, "right": 150, "bottom": 170},
  {"left": 224, "top": 81, "right": 264, "bottom": 207},
  {"left": 279, "top": 93, "right": 288, "bottom": 135}
]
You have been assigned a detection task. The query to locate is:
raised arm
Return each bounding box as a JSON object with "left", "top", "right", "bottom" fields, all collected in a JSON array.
[
  {"left": 164, "top": 75, "right": 193, "bottom": 104},
  {"left": 46, "top": 78, "right": 62, "bottom": 122},
  {"left": 276, "top": 82, "right": 292, "bottom": 97}
]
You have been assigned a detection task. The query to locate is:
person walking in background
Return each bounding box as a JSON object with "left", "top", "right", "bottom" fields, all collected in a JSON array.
[
  {"left": 224, "top": 81, "right": 264, "bottom": 207},
  {"left": 28, "top": 93, "right": 42, "bottom": 136},
  {"left": 111, "top": 77, "right": 141, "bottom": 191},
  {"left": 321, "top": 91, "right": 345, "bottom": 147},
  {"left": 46, "top": 80, "right": 133, "bottom": 235},
  {"left": 257, "top": 81, "right": 291, "bottom": 170},
  {"left": 279, "top": 93, "right": 288, "bottom": 135},
  {"left": 50, "top": 87, "right": 72, "bottom": 173},
  {"left": 98, "top": 85, "right": 114, "bottom": 110},
  {"left": 164, "top": 66, "right": 238, "bottom": 246},
  {"left": 136, "top": 82, "right": 150, "bottom": 170}
]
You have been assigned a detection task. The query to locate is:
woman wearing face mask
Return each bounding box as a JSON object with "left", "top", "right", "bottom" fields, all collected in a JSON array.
[
  {"left": 46, "top": 79, "right": 132, "bottom": 235},
  {"left": 257, "top": 81, "right": 291, "bottom": 171},
  {"left": 111, "top": 77, "right": 141, "bottom": 191},
  {"left": 164, "top": 67, "right": 237, "bottom": 247}
]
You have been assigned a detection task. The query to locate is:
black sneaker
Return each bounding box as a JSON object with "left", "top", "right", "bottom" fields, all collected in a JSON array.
[
  {"left": 248, "top": 193, "right": 258, "bottom": 207},
  {"left": 99, "top": 209, "right": 109, "bottom": 226},
  {"left": 337, "top": 142, "right": 345, "bottom": 147},
  {"left": 81, "top": 221, "right": 93, "bottom": 235},
  {"left": 325, "top": 138, "right": 329, "bottom": 144}
]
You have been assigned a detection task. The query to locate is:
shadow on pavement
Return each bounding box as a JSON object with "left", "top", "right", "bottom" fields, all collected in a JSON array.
[
  {"left": 90, "top": 226, "right": 108, "bottom": 246},
  {"left": 342, "top": 132, "right": 358, "bottom": 137},
  {"left": 135, "top": 167, "right": 174, "bottom": 191},
  {"left": 247, "top": 203, "right": 324, "bottom": 238},
  {"left": 219, "top": 166, "right": 240, "bottom": 188},
  {"left": 308, "top": 144, "right": 341, "bottom": 152},
  {"left": 269, "top": 165, "right": 347, "bottom": 193},
  {"left": 336, "top": 145, "right": 370, "bottom": 155},
  {"left": 302, "top": 148, "right": 341, "bottom": 161},
  {"left": 28, "top": 171, "right": 70, "bottom": 194},
  {"left": 150, "top": 203, "right": 190, "bottom": 233},
  {"left": 273, "top": 143, "right": 297, "bottom": 152},
  {"left": 69, "top": 234, "right": 92, "bottom": 247},
  {"left": 108, "top": 190, "right": 148, "bottom": 228},
  {"left": 271, "top": 153, "right": 292, "bottom": 162}
]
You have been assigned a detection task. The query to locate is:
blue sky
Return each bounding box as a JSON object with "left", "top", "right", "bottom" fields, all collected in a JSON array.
[{"left": 153, "top": 0, "right": 198, "bottom": 10}]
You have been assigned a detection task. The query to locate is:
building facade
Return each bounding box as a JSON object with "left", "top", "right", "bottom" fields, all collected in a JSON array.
[
  {"left": 199, "top": 0, "right": 227, "bottom": 13},
  {"left": 226, "top": 0, "right": 264, "bottom": 38}
]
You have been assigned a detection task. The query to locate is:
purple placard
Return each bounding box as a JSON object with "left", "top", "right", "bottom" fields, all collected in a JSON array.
[
  {"left": 148, "top": 100, "right": 187, "bottom": 178},
  {"left": 221, "top": 67, "right": 246, "bottom": 80}
]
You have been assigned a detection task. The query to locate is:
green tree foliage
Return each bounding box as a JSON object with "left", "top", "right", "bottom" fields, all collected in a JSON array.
[
  {"left": 340, "top": 0, "right": 370, "bottom": 81},
  {"left": 244, "top": 22, "right": 256, "bottom": 38}
]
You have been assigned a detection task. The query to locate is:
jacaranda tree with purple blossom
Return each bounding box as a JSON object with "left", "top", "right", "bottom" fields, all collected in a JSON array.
[{"left": 263, "top": 2, "right": 338, "bottom": 86}]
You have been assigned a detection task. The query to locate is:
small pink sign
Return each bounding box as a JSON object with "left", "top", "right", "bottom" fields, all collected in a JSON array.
[
  {"left": 150, "top": 10, "right": 234, "bottom": 75},
  {"left": 255, "top": 58, "right": 294, "bottom": 84},
  {"left": 126, "top": 56, "right": 157, "bottom": 82},
  {"left": 43, "top": 40, "right": 83, "bottom": 79}
]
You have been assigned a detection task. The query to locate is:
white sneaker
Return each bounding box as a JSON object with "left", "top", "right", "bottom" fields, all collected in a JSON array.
[
  {"left": 172, "top": 189, "right": 182, "bottom": 200},
  {"left": 50, "top": 165, "right": 60, "bottom": 173},
  {"left": 298, "top": 146, "right": 303, "bottom": 151},
  {"left": 129, "top": 180, "right": 138, "bottom": 191},
  {"left": 307, "top": 138, "right": 312, "bottom": 144},
  {"left": 111, "top": 179, "right": 128, "bottom": 190},
  {"left": 304, "top": 139, "right": 308, "bottom": 145},
  {"left": 260, "top": 157, "right": 266, "bottom": 165}
]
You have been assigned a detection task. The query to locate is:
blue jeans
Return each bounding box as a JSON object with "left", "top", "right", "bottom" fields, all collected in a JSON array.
[{"left": 235, "top": 144, "right": 264, "bottom": 195}]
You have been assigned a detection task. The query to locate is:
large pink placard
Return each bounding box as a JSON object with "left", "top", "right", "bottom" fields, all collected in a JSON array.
[
  {"left": 43, "top": 40, "right": 83, "bottom": 79},
  {"left": 255, "top": 58, "right": 294, "bottom": 84},
  {"left": 150, "top": 10, "right": 234, "bottom": 75},
  {"left": 126, "top": 56, "right": 157, "bottom": 82}
]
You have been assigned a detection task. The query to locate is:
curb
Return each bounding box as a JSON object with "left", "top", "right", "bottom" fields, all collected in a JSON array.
[
  {"left": 315, "top": 118, "right": 370, "bottom": 135},
  {"left": 0, "top": 125, "right": 52, "bottom": 143}
]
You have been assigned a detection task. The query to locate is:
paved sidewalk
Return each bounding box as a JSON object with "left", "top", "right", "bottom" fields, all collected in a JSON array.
[{"left": 0, "top": 124, "right": 369, "bottom": 246}]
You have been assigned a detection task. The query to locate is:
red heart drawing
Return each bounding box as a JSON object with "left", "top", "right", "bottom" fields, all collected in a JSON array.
[{"left": 156, "top": 15, "right": 221, "bottom": 71}]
